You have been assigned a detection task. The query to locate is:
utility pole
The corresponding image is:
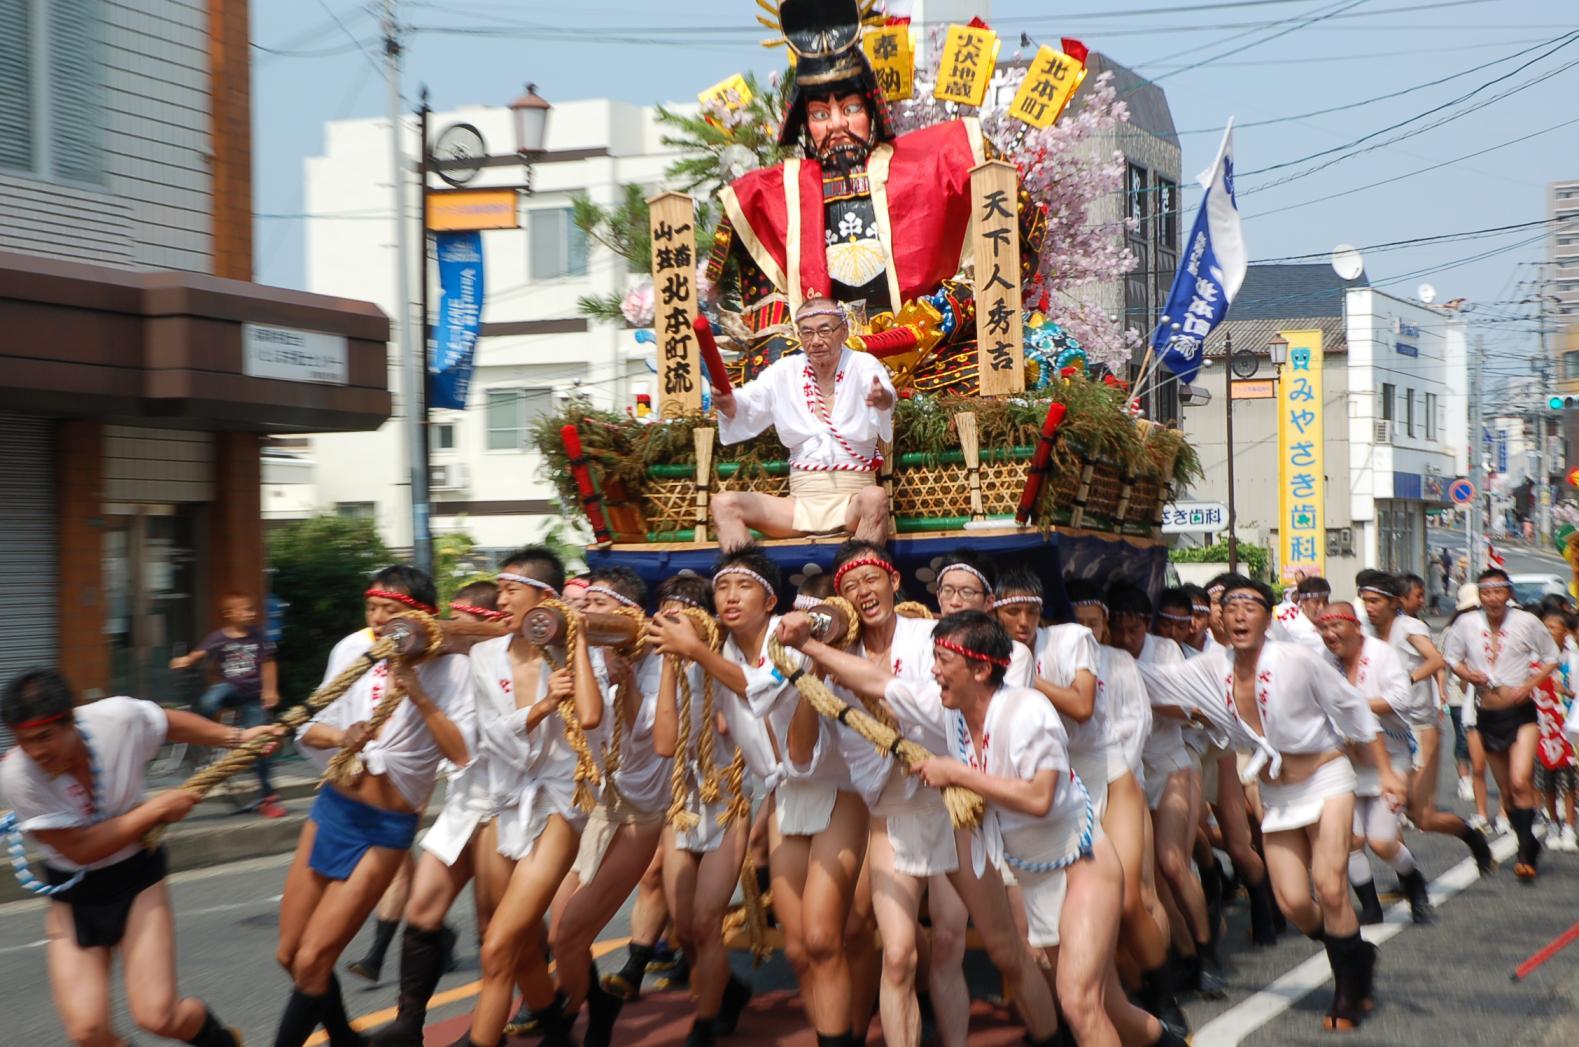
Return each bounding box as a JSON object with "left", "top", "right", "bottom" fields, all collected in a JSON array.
[
  {"left": 384, "top": 0, "right": 431, "bottom": 573},
  {"left": 1224, "top": 329, "right": 1239, "bottom": 574},
  {"left": 1468, "top": 333, "right": 1484, "bottom": 576}
]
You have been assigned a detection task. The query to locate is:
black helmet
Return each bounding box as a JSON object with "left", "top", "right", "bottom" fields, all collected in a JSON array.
[{"left": 768, "top": 0, "right": 896, "bottom": 150}]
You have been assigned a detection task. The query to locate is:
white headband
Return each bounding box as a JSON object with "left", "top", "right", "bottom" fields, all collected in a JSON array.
[
  {"left": 713, "top": 566, "right": 777, "bottom": 602},
  {"left": 1191, "top": 604, "right": 1210, "bottom": 614},
  {"left": 793, "top": 594, "right": 823, "bottom": 611},
  {"left": 1477, "top": 580, "right": 1511, "bottom": 590},
  {"left": 993, "top": 594, "right": 1042, "bottom": 607},
  {"left": 796, "top": 300, "right": 847, "bottom": 323},
  {"left": 1357, "top": 585, "right": 1396, "bottom": 598},
  {"left": 586, "top": 584, "right": 640, "bottom": 609},
  {"left": 938, "top": 563, "right": 992, "bottom": 594},
  {"left": 1157, "top": 611, "right": 1192, "bottom": 623},
  {"left": 1071, "top": 598, "right": 1106, "bottom": 609},
  {"left": 498, "top": 572, "right": 559, "bottom": 598},
  {"left": 663, "top": 594, "right": 704, "bottom": 610}
]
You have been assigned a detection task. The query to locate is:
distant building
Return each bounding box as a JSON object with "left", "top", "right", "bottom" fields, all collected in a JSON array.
[
  {"left": 1181, "top": 264, "right": 1466, "bottom": 585},
  {"left": 0, "top": 0, "right": 388, "bottom": 720}
]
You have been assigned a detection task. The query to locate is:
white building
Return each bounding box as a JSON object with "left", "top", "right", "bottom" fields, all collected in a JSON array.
[
  {"left": 1182, "top": 266, "right": 1466, "bottom": 585},
  {"left": 304, "top": 98, "right": 683, "bottom": 556}
]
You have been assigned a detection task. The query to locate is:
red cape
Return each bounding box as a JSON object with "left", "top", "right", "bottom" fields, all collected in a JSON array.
[{"left": 718, "top": 118, "right": 987, "bottom": 310}]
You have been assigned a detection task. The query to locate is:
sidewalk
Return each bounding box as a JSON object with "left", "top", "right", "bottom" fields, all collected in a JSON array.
[{"left": 1, "top": 760, "right": 439, "bottom": 904}]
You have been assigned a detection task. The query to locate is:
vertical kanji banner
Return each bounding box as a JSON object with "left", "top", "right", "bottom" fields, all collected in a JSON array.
[
  {"left": 1277, "top": 328, "right": 1325, "bottom": 582},
  {"left": 970, "top": 159, "right": 1024, "bottom": 395},
  {"left": 647, "top": 192, "right": 702, "bottom": 418},
  {"left": 428, "top": 231, "right": 485, "bottom": 411}
]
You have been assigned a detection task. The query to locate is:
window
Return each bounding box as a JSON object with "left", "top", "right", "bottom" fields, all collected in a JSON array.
[
  {"left": 1125, "top": 242, "right": 1150, "bottom": 334},
  {"left": 0, "top": 0, "right": 103, "bottom": 183},
  {"left": 1425, "top": 392, "right": 1437, "bottom": 440},
  {"left": 1156, "top": 178, "right": 1179, "bottom": 249},
  {"left": 1405, "top": 387, "right": 1415, "bottom": 438},
  {"left": 486, "top": 387, "right": 554, "bottom": 451},
  {"left": 1560, "top": 256, "right": 1579, "bottom": 268},
  {"left": 1380, "top": 383, "right": 1395, "bottom": 421},
  {"left": 1565, "top": 352, "right": 1579, "bottom": 381},
  {"left": 1559, "top": 188, "right": 1579, "bottom": 200},
  {"left": 336, "top": 502, "right": 375, "bottom": 520},
  {"left": 529, "top": 207, "right": 588, "bottom": 280},
  {"left": 433, "top": 422, "right": 456, "bottom": 451},
  {"left": 1153, "top": 249, "right": 1175, "bottom": 325},
  {"left": 1126, "top": 163, "right": 1149, "bottom": 238}
]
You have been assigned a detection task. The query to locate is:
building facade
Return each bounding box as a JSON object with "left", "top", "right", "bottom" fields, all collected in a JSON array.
[
  {"left": 1179, "top": 265, "right": 1464, "bottom": 586},
  {"left": 303, "top": 99, "right": 680, "bottom": 557},
  {"left": 0, "top": 0, "right": 389, "bottom": 717}
]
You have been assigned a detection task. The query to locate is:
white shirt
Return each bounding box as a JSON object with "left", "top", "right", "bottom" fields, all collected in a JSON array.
[
  {"left": 1, "top": 697, "right": 167, "bottom": 872},
  {"left": 1032, "top": 624, "right": 1109, "bottom": 761},
  {"left": 602, "top": 654, "right": 672, "bottom": 815},
  {"left": 302, "top": 630, "right": 474, "bottom": 810},
  {"left": 1442, "top": 607, "right": 1561, "bottom": 691},
  {"left": 882, "top": 680, "right": 1089, "bottom": 877},
  {"left": 1278, "top": 607, "right": 1326, "bottom": 652},
  {"left": 717, "top": 348, "right": 896, "bottom": 470},
  {"left": 856, "top": 615, "right": 940, "bottom": 810},
  {"left": 1137, "top": 634, "right": 1191, "bottom": 770},
  {"left": 667, "top": 654, "right": 745, "bottom": 806},
  {"left": 1139, "top": 642, "right": 1379, "bottom": 781},
  {"left": 1100, "top": 645, "right": 1152, "bottom": 778},
  {"left": 1369, "top": 614, "right": 1438, "bottom": 724},
  {"left": 1325, "top": 636, "right": 1418, "bottom": 760}
]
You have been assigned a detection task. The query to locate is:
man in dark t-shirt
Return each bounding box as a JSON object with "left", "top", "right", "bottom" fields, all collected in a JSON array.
[{"left": 170, "top": 593, "right": 285, "bottom": 816}]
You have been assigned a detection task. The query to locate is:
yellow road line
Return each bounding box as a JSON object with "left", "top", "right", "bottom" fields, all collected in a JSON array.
[{"left": 304, "top": 937, "right": 631, "bottom": 1045}]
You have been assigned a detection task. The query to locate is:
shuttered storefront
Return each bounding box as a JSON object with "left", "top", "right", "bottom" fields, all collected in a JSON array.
[{"left": 0, "top": 413, "right": 56, "bottom": 752}]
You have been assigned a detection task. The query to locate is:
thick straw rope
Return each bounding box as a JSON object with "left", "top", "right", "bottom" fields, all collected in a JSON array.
[
  {"left": 665, "top": 609, "right": 722, "bottom": 831},
  {"left": 894, "top": 601, "right": 935, "bottom": 620},
  {"left": 529, "top": 598, "right": 603, "bottom": 813},
  {"left": 322, "top": 615, "right": 446, "bottom": 786},
  {"left": 766, "top": 635, "right": 983, "bottom": 829},
  {"left": 598, "top": 605, "right": 650, "bottom": 780},
  {"left": 144, "top": 614, "right": 442, "bottom": 847}
]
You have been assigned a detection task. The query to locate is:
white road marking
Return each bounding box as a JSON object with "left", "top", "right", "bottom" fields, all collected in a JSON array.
[{"left": 1193, "top": 832, "right": 1519, "bottom": 1046}]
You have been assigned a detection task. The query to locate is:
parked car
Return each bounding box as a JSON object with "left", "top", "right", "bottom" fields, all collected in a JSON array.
[{"left": 1509, "top": 573, "right": 1570, "bottom": 609}]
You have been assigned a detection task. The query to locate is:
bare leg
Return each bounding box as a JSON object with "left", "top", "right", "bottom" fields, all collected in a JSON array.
[
  {"left": 711, "top": 490, "right": 804, "bottom": 552},
  {"left": 664, "top": 820, "right": 749, "bottom": 1023},
  {"left": 846, "top": 484, "right": 891, "bottom": 546},
  {"left": 44, "top": 902, "right": 121, "bottom": 1046},
  {"left": 867, "top": 825, "right": 923, "bottom": 1047},
  {"left": 379, "top": 851, "right": 415, "bottom": 919},
  {"left": 1153, "top": 769, "right": 1209, "bottom": 947},
  {"left": 924, "top": 872, "right": 971, "bottom": 1047},
  {"left": 769, "top": 813, "right": 817, "bottom": 1025},
  {"left": 552, "top": 819, "right": 663, "bottom": 1011},
  {"left": 289, "top": 847, "right": 411, "bottom": 993},
  {"left": 845, "top": 847, "right": 880, "bottom": 1038},
  {"left": 406, "top": 846, "right": 475, "bottom": 931},
  {"left": 799, "top": 792, "right": 869, "bottom": 1037},
  {"left": 1106, "top": 772, "right": 1169, "bottom": 973},
  {"left": 1262, "top": 827, "right": 1319, "bottom": 935},
  {"left": 1468, "top": 728, "right": 1491, "bottom": 821},
  {"left": 1052, "top": 839, "right": 1126, "bottom": 1047}
]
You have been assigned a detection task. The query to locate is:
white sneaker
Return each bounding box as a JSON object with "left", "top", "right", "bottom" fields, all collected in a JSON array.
[
  {"left": 1457, "top": 777, "right": 1474, "bottom": 801},
  {"left": 1545, "top": 819, "right": 1564, "bottom": 843},
  {"left": 1494, "top": 816, "right": 1512, "bottom": 836},
  {"left": 1562, "top": 825, "right": 1579, "bottom": 852},
  {"left": 1469, "top": 814, "right": 1490, "bottom": 833}
]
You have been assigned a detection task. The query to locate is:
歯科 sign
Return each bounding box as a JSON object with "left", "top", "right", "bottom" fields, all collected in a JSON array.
[
  {"left": 647, "top": 192, "right": 702, "bottom": 418},
  {"left": 242, "top": 324, "right": 347, "bottom": 386},
  {"left": 1277, "top": 329, "right": 1325, "bottom": 582},
  {"left": 969, "top": 159, "right": 1024, "bottom": 395},
  {"left": 1162, "top": 501, "right": 1229, "bottom": 534}
]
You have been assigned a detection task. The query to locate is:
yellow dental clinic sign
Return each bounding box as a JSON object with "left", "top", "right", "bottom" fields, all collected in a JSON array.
[{"left": 1277, "top": 329, "right": 1325, "bottom": 582}]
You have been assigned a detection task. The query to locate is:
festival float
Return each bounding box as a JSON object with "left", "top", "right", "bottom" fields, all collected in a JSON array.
[{"left": 534, "top": 0, "right": 1199, "bottom": 607}]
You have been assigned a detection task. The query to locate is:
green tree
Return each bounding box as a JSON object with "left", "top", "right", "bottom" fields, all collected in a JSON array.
[
  {"left": 1170, "top": 541, "right": 1272, "bottom": 581},
  {"left": 267, "top": 515, "right": 390, "bottom": 705}
]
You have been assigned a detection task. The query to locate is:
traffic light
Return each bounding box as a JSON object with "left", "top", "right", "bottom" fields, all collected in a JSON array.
[{"left": 1550, "top": 395, "right": 1579, "bottom": 411}]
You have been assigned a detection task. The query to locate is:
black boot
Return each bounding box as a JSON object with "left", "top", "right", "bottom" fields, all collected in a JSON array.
[
  {"left": 275, "top": 988, "right": 325, "bottom": 1047},
  {"left": 715, "top": 974, "right": 754, "bottom": 1036},
  {"left": 506, "top": 991, "right": 566, "bottom": 1037},
  {"left": 348, "top": 918, "right": 401, "bottom": 983},
  {"left": 538, "top": 995, "right": 580, "bottom": 1047},
  {"left": 1459, "top": 822, "right": 1496, "bottom": 875},
  {"left": 604, "top": 942, "right": 654, "bottom": 1001},
  {"left": 1200, "top": 854, "right": 1224, "bottom": 946},
  {"left": 371, "top": 925, "right": 448, "bottom": 1046},
  {"left": 1321, "top": 934, "right": 1365, "bottom": 1031},
  {"left": 1138, "top": 964, "right": 1188, "bottom": 1039},
  {"left": 1189, "top": 947, "right": 1226, "bottom": 999},
  {"left": 1399, "top": 867, "right": 1433, "bottom": 924},
  {"left": 1512, "top": 808, "right": 1542, "bottom": 880},
  {"left": 322, "top": 974, "right": 367, "bottom": 1047},
  {"left": 583, "top": 967, "right": 624, "bottom": 1047},
  {"left": 440, "top": 922, "right": 460, "bottom": 973},
  {"left": 1151, "top": 1025, "right": 1190, "bottom": 1047},
  {"left": 1353, "top": 879, "right": 1385, "bottom": 926},
  {"left": 684, "top": 1017, "right": 718, "bottom": 1047},
  {"left": 1247, "top": 875, "right": 1279, "bottom": 946},
  {"left": 652, "top": 949, "right": 691, "bottom": 991},
  {"left": 184, "top": 1008, "right": 241, "bottom": 1047}
]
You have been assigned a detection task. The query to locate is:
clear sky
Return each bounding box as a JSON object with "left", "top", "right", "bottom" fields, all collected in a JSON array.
[{"left": 251, "top": 0, "right": 1576, "bottom": 391}]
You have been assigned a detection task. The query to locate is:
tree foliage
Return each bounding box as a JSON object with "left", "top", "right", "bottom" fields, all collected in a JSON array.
[
  {"left": 267, "top": 515, "right": 390, "bottom": 706},
  {"left": 1170, "top": 540, "right": 1271, "bottom": 581}
]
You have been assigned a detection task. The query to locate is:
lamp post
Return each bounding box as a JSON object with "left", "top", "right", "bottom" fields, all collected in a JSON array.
[
  {"left": 1265, "top": 333, "right": 1289, "bottom": 579},
  {"left": 1224, "top": 329, "right": 1239, "bottom": 573},
  {"left": 415, "top": 83, "right": 551, "bottom": 571}
]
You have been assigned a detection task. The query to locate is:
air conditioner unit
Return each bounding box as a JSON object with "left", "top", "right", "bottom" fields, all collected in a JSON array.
[
  {"left": 430, "top": 463, "right": 468, "bottom": 491},
  {"left": 1373, "top": 420, "right": 1393, "bottom": 444}
]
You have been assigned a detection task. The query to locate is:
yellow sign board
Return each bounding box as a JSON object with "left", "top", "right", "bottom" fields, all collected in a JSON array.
[
  {"left": 427, "top": 189, "right": 519, "bottom": 232},
  {"left": 934, "top": 24, "right": 999, "bottom": 108},
  {"left": 698, "top": 74, "right": 753, "bottom": 124},
  {"left": 1008, "top": 45, "right": 1086, "bottom": 130},
  {"left": 1277, "top": 329, "right": 1325, "bottom": 582},
  {"left": 862, "top": 25, "right": 914, "bottom": 102}
]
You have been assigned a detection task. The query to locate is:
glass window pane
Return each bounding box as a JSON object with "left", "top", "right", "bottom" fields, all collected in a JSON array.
[
  {"left": 530, "top": 209, "right": 564, "bottom": 281},
  {"left": 486, "top": 389, "right": 519, "bottom": 450},
  {"left": 0, "top": 0, "right": 35, "bottom": 172},
  {"left": 567, "top": 214, "right": 588, "bottom": 276}
]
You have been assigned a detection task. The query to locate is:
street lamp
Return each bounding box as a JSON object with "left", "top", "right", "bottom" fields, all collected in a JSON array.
[
  {"left": 510, "top": 83, "right": 552, "bottom": 190},
  {"left": 1268, "top": 333, "right": 1289, "bottom": 368}
]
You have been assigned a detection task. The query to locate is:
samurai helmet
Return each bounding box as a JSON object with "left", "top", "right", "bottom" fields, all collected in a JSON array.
[{"left": 757, "top": 0, "right": 895, "bottom": 150}]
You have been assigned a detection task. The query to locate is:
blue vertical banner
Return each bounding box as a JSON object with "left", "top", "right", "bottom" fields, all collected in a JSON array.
[
  {"left": 429, "top": 231, "right": 485, "bottom": 411},
  {"left": 1153, "top": 120, "right": 1247, "bottom": 385}
]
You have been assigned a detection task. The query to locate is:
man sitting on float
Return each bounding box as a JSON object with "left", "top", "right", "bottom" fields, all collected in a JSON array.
[{"left": 710, "top": 296, "right": 896, "bottom": 552}]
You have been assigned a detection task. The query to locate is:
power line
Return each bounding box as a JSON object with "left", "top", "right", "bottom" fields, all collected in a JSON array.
[
  {"left": 316, "top": 0, "right": 385, "bottom": 78},
  {"left": 252, "top": 39, "right": 372, "bottom": 58}
]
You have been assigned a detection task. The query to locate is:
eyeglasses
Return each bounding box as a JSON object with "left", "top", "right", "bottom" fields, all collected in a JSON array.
[
  {"left": 796, "top": 322, "right": 846, "bottom": 344},
  {"left": 938, "top": 584, "right": 985, "bottom": 601}
]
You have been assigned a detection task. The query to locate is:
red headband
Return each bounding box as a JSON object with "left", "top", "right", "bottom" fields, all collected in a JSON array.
[
  {"left": 366, "top": 588, "right": 437, "bottom": 615},
  {"left": 11, "top": 711, "right": 68, "bottom": 730},
  {"left": 934, "top": 637, "right": 1012, "bottom": 669},
  {"left": 450, "top": 602, "right": 507, "bottom": 622},
  {"left": 1317, "top": 611, "right": 1360, "bottom": 625},
  {"left": 834, "top": 556, "right": 896, "bottom": 591}
]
